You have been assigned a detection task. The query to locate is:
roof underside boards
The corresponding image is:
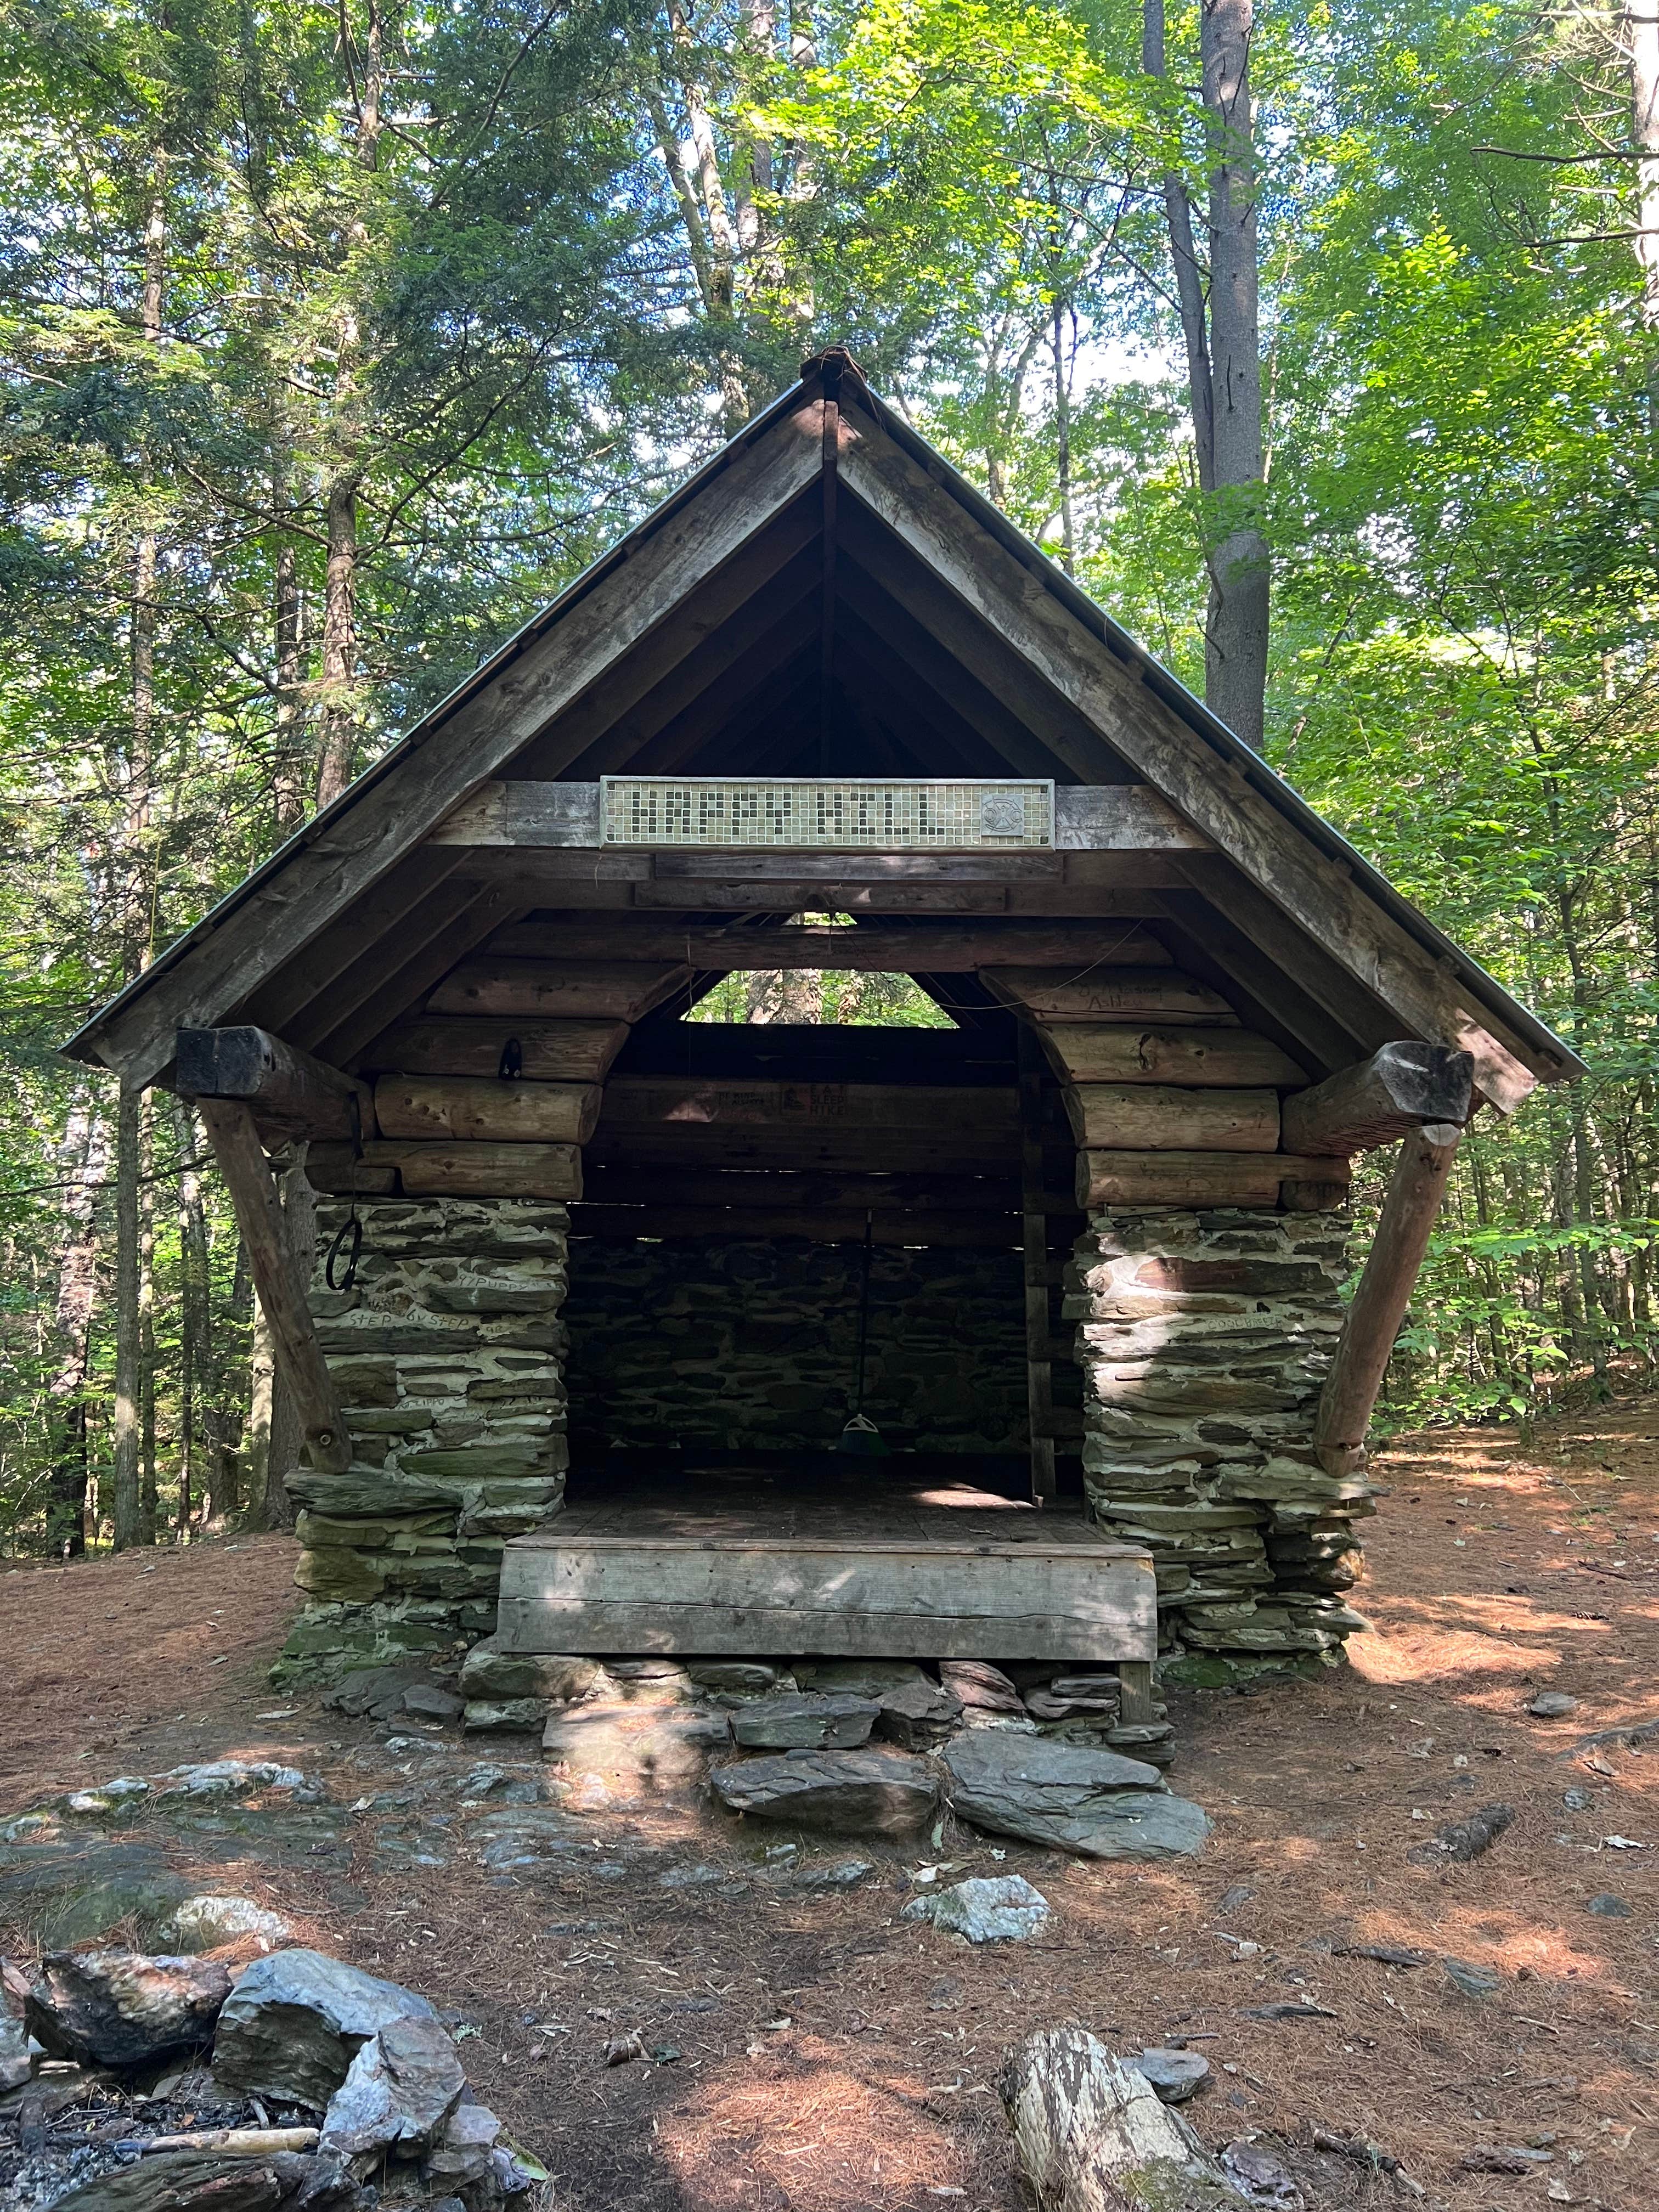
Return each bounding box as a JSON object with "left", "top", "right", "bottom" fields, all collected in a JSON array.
[{"left": 62, "top": 354, "right": 1579, "bottom": 1108}]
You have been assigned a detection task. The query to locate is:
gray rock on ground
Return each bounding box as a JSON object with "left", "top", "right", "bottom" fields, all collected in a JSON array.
[
  {"left": 324, "top": 1667, "right": 441, "bottom": 1720},
  {"left": 463, "top": 1699, "right": 551, "bottom": 1735},
  {"left": 712, "top": 1747, "right": 939, "bottom": 1837},
  {"left": 943, "top": 1733, "right": 1209, "bottom": 1860},
  {"left": 212, "top": 1948, "right": 437, "bottom": 2109},
  {"left": 460, "top": 1640, "right": 599, "bottom": 1704},
  {"left": 319, "top": 2014, "right": 466, "bottom": 2162},
  {"left": 26, "top": 1950, "right": 232, "bottom": 2068},
  {"left": 902, "top": 1875, "right": 1051, "bottom": 1943},
  {"left": 1527, "top": 1690, "right": 1579, "bottom": 1719},
  {"left": 0, "top": 2008, "right": 31, "bottom": 2092},
  {"left": 730, "top": 1693, "right": 879, "bottom": 1750},
  {"left": 402, "top": 1684, "right": 465, "bottom": 1723},
  {"left": 1131, "top": 2047, "right": 1211, "bottom": 2103},
  {"left": 873, "top": 1678, "right": 964, "bottom": 1750},
  {"left": 167, "top": 1895, "right": 292, "bottom": 1950},
  {"left": 1004, "top": 2027, "right": 1242, "bottom": 2210}
]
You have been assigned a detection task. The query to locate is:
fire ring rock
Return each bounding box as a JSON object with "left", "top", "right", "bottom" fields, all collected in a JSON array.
[
  {"left": 212, "top": 1948, "right": 438, "bottom": 2110},
  {"left": 26, "top": 1951, "right": 232, "bottom": 2069}
]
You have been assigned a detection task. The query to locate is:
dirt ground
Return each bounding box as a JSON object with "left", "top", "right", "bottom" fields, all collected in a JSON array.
[{"left": 3, "top": 1400, "right": 1658, "bottom": 2212}]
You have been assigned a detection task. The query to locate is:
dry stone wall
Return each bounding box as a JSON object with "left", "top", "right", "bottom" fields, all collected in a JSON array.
[
  {"left": 275, "top": 1195, "right": 570, "bottom": 1682},
  {"left": 562, "top": 1234, "right": 1030, "bottom": 1460},
  {"left": 1065, "top": 1206, "right": 1369, "bottom": 1683}
]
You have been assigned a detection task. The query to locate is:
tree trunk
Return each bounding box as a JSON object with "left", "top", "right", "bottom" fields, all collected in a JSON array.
[
  {"left": 1143, "top": 0, "right": 1215, "bottom": 491},
  {"left": 1628, "top": 0, "right": 1659, "bottom": 426},
  {"left": 111, "top": 1080, "right": 143, "bottom": 1550},
  {"left": 273, "top": 531, "right": 306, "bottom": 834},
  {"left": 46, "top": 1099, "right": 110, "bottom": 1557},
  {"left": 138, "top": 1097, "right": 157, "bottom": 1541},
  {"left": 314, "top": 472, "right": 358, "bottom": 807},
  {"left": 1199, "top": 0, "right": 1269, "bottom": 747}
]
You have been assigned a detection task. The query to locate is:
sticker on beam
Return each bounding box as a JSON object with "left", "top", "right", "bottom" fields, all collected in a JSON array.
[{"left": 600, "top": 776, "right": 1054, "bottom": 850}]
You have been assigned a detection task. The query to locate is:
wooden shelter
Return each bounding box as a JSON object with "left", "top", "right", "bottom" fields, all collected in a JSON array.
[{"left": 65, "top": 349, "right": 1578, "bottom": 1694}]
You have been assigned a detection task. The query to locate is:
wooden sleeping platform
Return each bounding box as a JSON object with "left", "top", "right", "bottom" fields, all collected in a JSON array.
[{"left": 495, "top": 1471, "right": 1159, "bottom": 1716}]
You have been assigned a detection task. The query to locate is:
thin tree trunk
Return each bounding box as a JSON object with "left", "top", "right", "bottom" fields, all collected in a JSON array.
[
  {"left": 1200, "top": 0, "right": 1269, "bottom": 747},
  {"left": 273, "top": 531, "right": 306, "bottom": 834},
  {"left": 314, "top": 472, "right": 358, "bottom": 807},
  {"left": 138, "top": 1098, "right": 157, "bottom": 1540},
  {"left": 665, "top": 0, "right": 747, "bottom": 430},
  {"left": 1627, "top": 0, "right": 1659, "bottom": 426},
  {"left": 1051, "top": 292, "right": 1075, "bottom": 574},
  {"left": 111, "top": 1082, "right": 143, "bottom": 1549},
  {"left": 46, "top": 1099, "right": 109, "bottom": 1557},
  {"left": 1143, "top": 0, "right": 1215, "bottom": 491}
]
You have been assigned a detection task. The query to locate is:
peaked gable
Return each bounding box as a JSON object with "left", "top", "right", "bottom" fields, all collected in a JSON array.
[{"left": 64, "top": 352, "right": 1578, "bottom": 1110}]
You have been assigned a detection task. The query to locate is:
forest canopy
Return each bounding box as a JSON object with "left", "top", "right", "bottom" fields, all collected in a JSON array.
[{"left": 2, "top": 0, "right": 1656, "bottom": 1550}]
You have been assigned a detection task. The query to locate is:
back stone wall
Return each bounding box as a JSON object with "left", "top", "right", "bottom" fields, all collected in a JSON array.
[{"left": 562, "top": 1234, "right": 1030, "bottom": 1460}]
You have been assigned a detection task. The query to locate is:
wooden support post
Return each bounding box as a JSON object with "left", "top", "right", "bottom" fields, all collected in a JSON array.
[
  {"left": 1116, "top": 1660, "right": 1155, "bottom": 1725},
  {"left": 1018, "top": 1026, "right": 1058, "bottom": 1506},
  {"left": 176, "top": 1026, "right": 373, "bottom": 1141},
  {"left": 196, "top": 1099, "right": 351, "bottom": 1475},
  {"left": 1314, "top": 1124, "right": 1462, "bottom": 1475}
]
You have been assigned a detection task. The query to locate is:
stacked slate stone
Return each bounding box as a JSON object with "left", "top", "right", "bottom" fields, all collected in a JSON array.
[
  {"left": 278, "top": 1197, "right": 570, "bottom": 1683},
  {"left": 563, "top": 1235, "right": 1029, "bottom": 1459},
  {"left": 1064, "top": 1206, "right": 1372, "bottom": 1681}
]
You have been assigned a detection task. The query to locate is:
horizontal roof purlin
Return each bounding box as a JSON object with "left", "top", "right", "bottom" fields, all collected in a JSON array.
[{"left": 63, "top": 351, "right": 1579, "bottom": 1088}]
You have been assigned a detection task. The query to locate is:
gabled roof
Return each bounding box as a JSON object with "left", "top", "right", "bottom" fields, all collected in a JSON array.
[{"left": 64, "top": 349, "right": 1579, "bottom": 1109}]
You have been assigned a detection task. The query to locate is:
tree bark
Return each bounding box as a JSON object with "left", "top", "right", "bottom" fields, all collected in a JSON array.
[
  {"left": 111, "top": 1080, "right": 143, "bottom": 1550},
  {"left": 273, "top": 531, "right": 306, "bottom": 834},
  {"left": 314, "top": 472, "right": 358, "bottom": 807},
  {"left": 1627, "top": 0, "right": 1659, "bottom": 426},
  {"left": 243, "top": 1147, "right": 314, "bottom": 1531},
  {"left": 46, "top": 1098, "right": 109, "bottom": 1557},
  {"left": 138, "top": 1097, "right": 157, "bottom": 1540},
  {"left": 1143, "top": 0, "right": 1215, "bottom": 492},
  {"left": 1200, "top": 0, "right": 1269, "bottom": 747}
]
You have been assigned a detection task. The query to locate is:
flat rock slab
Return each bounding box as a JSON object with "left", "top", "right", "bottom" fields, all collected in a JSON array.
[
  {"left": 731, "top": 1694, "right": 879, "bottom": 1749},
  {"left": 874, "top": 1679, "right": 964, "bottom": 1750},
  {"left": 461, "top": 1640, "right": 600, "bottom": 1703},
  {"left": 713, "top": 1748, "right": 939, "bottom": 1837},
  {"left": 944, "top": 1734, "right": 1209, "bottom": 1860},
  {"left": 27, "top": 1950, "right": 231, "bottom": 2068},
  {"left": 212, "top": 1948, "right": 437, "bottom": 2109},
  {"left": 904, "top": 1874, "right": 1051, "bottom": 1943},
  {"left": 796, "top": 1660, "right": 927, "bottom": 1698},
  {"left": 939, "top": 1660, "right": 1025, "bottom": 1713},
  {"left": 541, "top": 1703, "right": 724, "bottom": 1791}
]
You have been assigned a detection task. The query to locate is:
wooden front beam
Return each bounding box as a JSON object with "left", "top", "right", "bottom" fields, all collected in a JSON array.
[
  {"left": 567, "top": 1203, "right": 1022, "bottom": 1249},
  {"left": 176, "top": 1026, "right": 373, "bottom": 1142},
  {"left": 1281, "top": 1042, "right": 1474, "bottom": 1156},
  {"left": 195, "top": 1101, "right": 351, "bottom": 1475},
  {"left": 1313, "top": 1126, "right": 1460, "bottom": 1473},
  {"left": 1076, "top": 1148, "right": 1353, "bottom": 1210},
  {"left": 428, "top": 782, "right": 1211, "bottom": 854}
]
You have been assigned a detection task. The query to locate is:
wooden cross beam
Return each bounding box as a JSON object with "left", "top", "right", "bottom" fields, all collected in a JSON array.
[
  {"left": 1281, "top": 1041, "right": 1474, "bottom": 1155},
  {"left": 175, "top": 1025, "right": 373, "bottom": 1141}
]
